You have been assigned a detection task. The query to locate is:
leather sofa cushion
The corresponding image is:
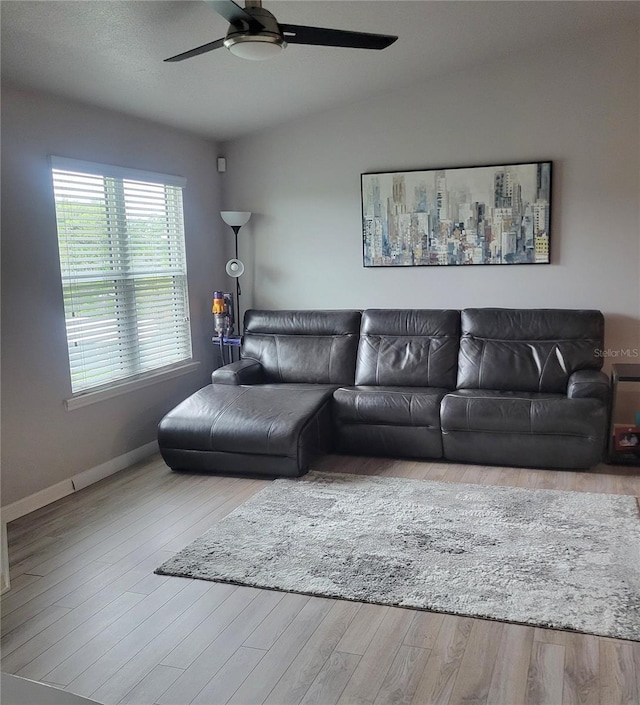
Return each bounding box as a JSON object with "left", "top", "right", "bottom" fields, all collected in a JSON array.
[
  {"left": 158, "top": 383, "right": 335, "bottom": 458},
  {"left": 441, "top": 389, "right": 606, "bottom": 437},
  {"left": 457, "top": 309, "right": 604, "bottom": 393},
  {"left": 242, "top": 309, "right": 361, "bottom": 385},
  {"left": 567, "top": 370, "right": 610, "bottom": 403},
  {"left": 333, "top": 386, "right": 448, "bottom": 427},
  {"left": 355, "top": 309, "right": 460, "bottom": 388}
]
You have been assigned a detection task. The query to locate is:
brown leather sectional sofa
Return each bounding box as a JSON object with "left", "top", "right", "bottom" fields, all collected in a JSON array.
[{"left": 158, "top": 308, "right": 609, "bottom": 476}]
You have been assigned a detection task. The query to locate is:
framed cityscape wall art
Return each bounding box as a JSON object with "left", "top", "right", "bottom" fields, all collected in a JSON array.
[{"left": 361, "top": 161, "right": 552, "bottom": 267}]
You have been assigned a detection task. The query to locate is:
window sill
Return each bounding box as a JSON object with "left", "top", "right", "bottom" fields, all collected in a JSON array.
[{"left": 64, "top": 361, "right": 201, "bottom": 411}]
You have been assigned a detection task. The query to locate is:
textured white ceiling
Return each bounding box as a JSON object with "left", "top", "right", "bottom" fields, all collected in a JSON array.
[{"left": 2, "top": 0, "right": 638, "bottom": 141}]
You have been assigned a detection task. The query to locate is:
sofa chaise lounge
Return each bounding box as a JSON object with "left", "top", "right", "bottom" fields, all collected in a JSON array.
[{"left": 158, "top": 307, "right": 609, "bottom": 476}]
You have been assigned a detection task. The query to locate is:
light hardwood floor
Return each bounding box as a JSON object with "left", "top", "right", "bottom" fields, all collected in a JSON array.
[{"left": 2, "top": 454, "right": 639, "bottom": 705}]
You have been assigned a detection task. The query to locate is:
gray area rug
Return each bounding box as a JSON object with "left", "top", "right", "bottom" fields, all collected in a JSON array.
[{"left": 156, "top": 471, "right": 640, "bottom": 641}]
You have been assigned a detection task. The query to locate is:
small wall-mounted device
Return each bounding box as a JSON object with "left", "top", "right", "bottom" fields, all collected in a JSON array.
[{"left": 217, "top": 157, "right": 227, "bottom": 173}]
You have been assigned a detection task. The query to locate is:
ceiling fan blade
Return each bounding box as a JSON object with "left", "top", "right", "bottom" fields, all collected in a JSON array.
[
  {"left": 280, "top": 24, "right": 397, "bottom": 50},
  {"left": 204, "top": 0, "right": 264, "bottom": 31},
  {"left": 164, "top": 37, "right": 226, "bottom": 62}
]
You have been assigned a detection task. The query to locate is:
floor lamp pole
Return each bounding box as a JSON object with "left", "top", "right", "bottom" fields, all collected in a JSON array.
[
  {"left": 221, "top": 211, "right": 251, "bottom": 338},
  {"left": 232, "top": 225, "right": 242, "bottom": 335}
]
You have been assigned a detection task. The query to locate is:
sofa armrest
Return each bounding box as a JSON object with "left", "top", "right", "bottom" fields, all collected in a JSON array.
[
  {"left": 211, "top": 359, "right": 265, "bottom": 385},
  {"left": 567, "top": 370, "right": 610, "bottom": 403}
]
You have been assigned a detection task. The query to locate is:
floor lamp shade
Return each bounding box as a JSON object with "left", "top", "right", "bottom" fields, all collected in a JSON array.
[
  {"left": 225, "top": 258, "right": 245, "bottom": 277},
  {"left": 220, "top": 211, "right": 251, "bottom": 227}
]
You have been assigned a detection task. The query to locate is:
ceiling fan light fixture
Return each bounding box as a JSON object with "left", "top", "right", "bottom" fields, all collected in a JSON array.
[
  {"left": 163, "top": 0, "right": 399, "bottom": 64},
  {"left": 224, "top": 33, "right": 286, "bottom": 60}
]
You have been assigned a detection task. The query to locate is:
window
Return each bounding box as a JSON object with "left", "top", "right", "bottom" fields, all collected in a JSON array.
[{"left": 51, "top": 157, "right": 192, "bottom": 396}]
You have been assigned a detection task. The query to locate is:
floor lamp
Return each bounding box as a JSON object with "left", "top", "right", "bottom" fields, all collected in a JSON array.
[{"left": 220, "top": 210, "right": 251, "bottom": 334}]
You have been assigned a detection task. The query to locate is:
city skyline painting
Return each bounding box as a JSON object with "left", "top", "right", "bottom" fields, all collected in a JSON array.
[{"left": 362, "top": 161, "right": 551, "bottom": 267}]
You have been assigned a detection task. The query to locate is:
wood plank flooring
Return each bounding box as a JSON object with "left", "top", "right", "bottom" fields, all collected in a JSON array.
[{"left": 2, "top": 454, "right": 639, "bottom": 705}]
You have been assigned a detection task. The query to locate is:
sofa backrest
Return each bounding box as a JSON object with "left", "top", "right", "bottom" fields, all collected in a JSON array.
[
  {"left": 457, "top": 308, "right": 604, "bottom": 393},
  {"left": 355, "top": 309, "right": 461, "bottom": 389},
  {"left": 242, "top": 309, "right": 362, "bottom": 385}
]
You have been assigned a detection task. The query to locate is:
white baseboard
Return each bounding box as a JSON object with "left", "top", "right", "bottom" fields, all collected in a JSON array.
[
  {"left": 71, "top": 440, "right": 158, "bottom": 491},
  {"left": 1, "top": 522, "right": 10, "bottom": 595},
  {"left": 1, "top": 480, "right": 75, "bottom": 525},
  {"left": 1, "top": 441, "right": 159, "bottom": 524}
]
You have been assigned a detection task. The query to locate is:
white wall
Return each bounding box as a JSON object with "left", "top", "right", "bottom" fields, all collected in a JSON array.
[
  {"left": 1, "top": 86, "right": 224, "bottom": 506},
  {"left": 222, "top": 23, "right": 640, "bottom": 420}
]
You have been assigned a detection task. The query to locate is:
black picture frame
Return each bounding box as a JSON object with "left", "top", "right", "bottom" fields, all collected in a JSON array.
[
  {"left": 614, "top": 426, "right": 640, "bottom": 453},
  {"left": 361, "top": 161, "right": 552, "bottom": 267}
]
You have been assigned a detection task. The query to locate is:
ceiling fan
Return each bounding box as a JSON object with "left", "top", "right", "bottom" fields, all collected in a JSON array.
[{"left": 165, "top": 0, "right": 398, "bottom": 62}]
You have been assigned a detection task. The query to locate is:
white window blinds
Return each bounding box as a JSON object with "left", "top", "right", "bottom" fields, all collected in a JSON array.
[{"left": 51, "top": 157, "right": 192, "bottom": 395}]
